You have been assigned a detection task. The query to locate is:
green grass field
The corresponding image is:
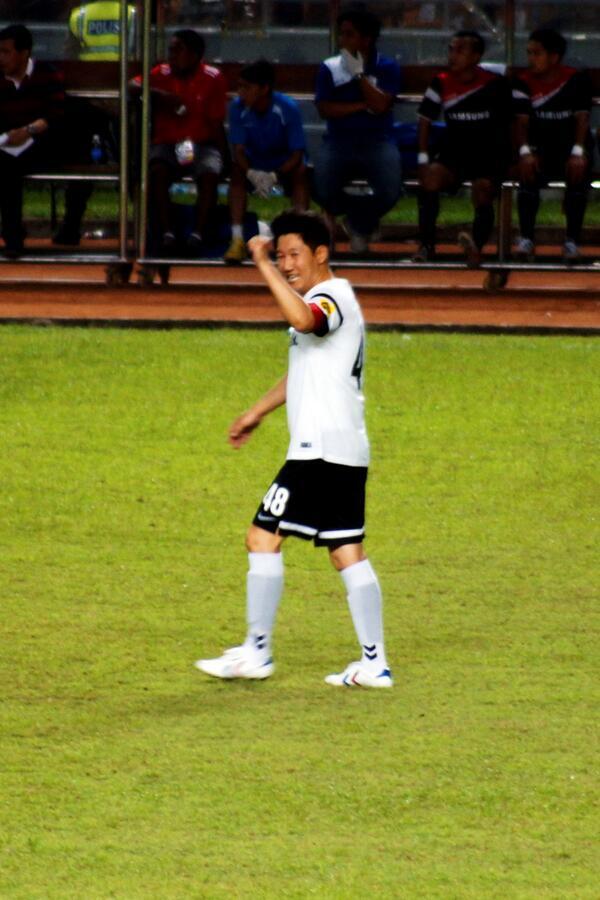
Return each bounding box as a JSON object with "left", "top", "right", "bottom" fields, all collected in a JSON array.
[
  {"left": 24, "top": 185, "right": 600, "bottom": 231},
  {"left": 1, "top": 326, "right": 598, "bottom": 898}
]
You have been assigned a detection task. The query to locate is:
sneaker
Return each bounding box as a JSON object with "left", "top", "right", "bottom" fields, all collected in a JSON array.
[
  {"left": 52, "top": 225, "right": 81, "bottom": 246},
  {"left": 343, "top": 218, "right": 371, "bottom": 255},
  {"left": 324, "top": 660, "right": 393, "bottom": 688},
  {"left": 194, "top": 645, "right": 274, "bottom": 680},
  {"left": 3, "top": 242, "right": 23, "bottom": 259},
  {"left": 185, "top": 232, "right": 204, "bottom": 256},
  {"left": 412, "top": 243, "right": 435, "bottom": 263},
  {"left": 458, "top": 231, "right": 481, "bottom": 269},
  {"left": 563, "top": 240, "right": 581, "bottom": 264},
  {"left": 514, "top": 236, "right": 535, "bottom": 262},
  {"left": 224, "top": 236, "right": 247, "bottom": 264},
  {"left": 159, "top": 230, "right": 177, "bottom": 254}
]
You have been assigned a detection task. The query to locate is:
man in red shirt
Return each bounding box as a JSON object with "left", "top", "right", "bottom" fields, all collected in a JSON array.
[{"left": 132, "top": 29, "right": 227, "bottom": 255}]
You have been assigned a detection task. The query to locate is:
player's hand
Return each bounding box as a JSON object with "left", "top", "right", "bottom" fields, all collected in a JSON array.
[
  {"left": 341, "top": 48, "right": 364, "bottom": 78},
  {"left": 246, "top": 168, "right": 263, "bottom": 192},
  {"left": 247, "top": 234, "right": 273, "bottom": 264},
  {"left": 7, "top": 127, "right": 30, "bottom": 146},
  {"left": 247, "top": 169, "right": 277, "bottom": 199},
  {"left": 228, "top": 410, "right": 262, "bottom": 448}
]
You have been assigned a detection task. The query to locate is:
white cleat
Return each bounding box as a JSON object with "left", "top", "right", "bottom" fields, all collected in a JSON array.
[
  {"left": 325, "top": 661, "right": 393, "bottom": 688},
  {"left": 195, "top": 646, "right": 274, "bottom": 680}
]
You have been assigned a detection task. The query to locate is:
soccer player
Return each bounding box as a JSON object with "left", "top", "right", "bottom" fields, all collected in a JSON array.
[
  {"left": 223, "top": 59, "right": 309, "bottom": 264},
  {"left": 512, "top": 28, "right": 593, "bottom": 264},
  {"left": 313, "top": 7, "right": 402, "bottom": 255},
  {"left": 414, "top": 30, "right": 512, "bottom": 267},
  {"left": 196, "top": 210, "right": 392, "bottom": 688}
]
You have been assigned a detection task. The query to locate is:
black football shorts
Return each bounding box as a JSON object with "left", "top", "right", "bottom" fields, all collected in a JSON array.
[{"left": 252, "top": 459, "right": 367, "bottom": 547}]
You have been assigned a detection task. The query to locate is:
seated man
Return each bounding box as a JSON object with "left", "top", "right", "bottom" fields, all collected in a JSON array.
[
  {"left": 415, "top": 30, "right": 512, "bottom": 267},
  {"left": 313, "top": 6, "right": 402, "bottom": 255},
  {"left": 512, "top": 28, "right": 593, "bottom": 264},
  {"left": 131, "top": 29, "right": 227, "bottom": 255},
  {"left": 0, "top": 24, "right": 64, "bottom": 257},
  {"left": 224, "top": 59, "right": 309, "bottom": 264}
]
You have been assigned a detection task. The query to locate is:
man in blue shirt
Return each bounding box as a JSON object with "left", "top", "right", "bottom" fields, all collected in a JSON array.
[
  {"left": 314, "top": 7, "right": 402, "bottom": 255},
  {"left": 224, "top": 59, "right": 309, "bottom": 263}
]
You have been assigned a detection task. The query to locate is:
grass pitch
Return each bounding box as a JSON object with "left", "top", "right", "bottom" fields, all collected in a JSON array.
[{"left": 0, "top": 326, "right": 598, "bottom": 899}]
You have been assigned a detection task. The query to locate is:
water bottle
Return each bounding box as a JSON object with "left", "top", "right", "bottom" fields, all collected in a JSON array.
[
  {"left": 90, "top": 134, "right": 103, "bottom": 164},
  {"left": 175, "top": 139, "right": 195, "bottom": 166}
]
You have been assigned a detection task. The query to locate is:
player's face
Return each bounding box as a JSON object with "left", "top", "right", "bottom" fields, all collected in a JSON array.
[
  {"left": 275, "top": 233, "right": 321, "bottom": 294},
  {"left": 238, "top": 78, "right": 269, "bottom": 110},
  {"left": 168, "top": 37, "right": 200, "bottom": 76},
  {"left": 527, "top": 41, "right": 559, "bottom": 76},
  {"left": 0, "top": 39, "right": 29, "bottom": 78},
  {"left": 338, "top": 20, "right": 371, "bottom": 58},
  {"left": 447, "top": 37, "right": 481, "bottom": 74}
]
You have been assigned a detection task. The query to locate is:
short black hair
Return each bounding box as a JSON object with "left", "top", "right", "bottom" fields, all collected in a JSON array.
[
  {"left": 239, "top": 59, "right": 275, "bottom": 88},
  {"left": 337, "top": 6, "right": 381, "bottom": 43},
  {"left": 528, "top": 28, "right": 567, "bottom": 59},
  {"left": 271, "top": 210, "right": 331, "bottom": 252},
  {"left": 172, "top": 29, "right": 205, "bottom": 59},
  {"left": 453, "top": 30, "right": 485, "bottom": 57},
  {"left": 0, "top": 24, "right": 33, "bottom": 52}
]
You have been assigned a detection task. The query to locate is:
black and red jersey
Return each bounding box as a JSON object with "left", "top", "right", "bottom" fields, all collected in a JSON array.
[
  {"left": 512, "top": 66, "right": 592, "bottom": 154},
  {"left": 418, "top": 66, "right": 512, "bottom": 149}
]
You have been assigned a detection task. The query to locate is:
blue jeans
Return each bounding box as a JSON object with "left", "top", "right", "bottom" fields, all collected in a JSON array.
[{"left": 313, "top": 136, "right": 402, "bottom": 236}]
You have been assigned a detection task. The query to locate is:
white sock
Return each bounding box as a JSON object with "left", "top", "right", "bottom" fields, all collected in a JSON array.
[
  {"left": 231, "top": 224, "right": 244, "bottom": 240},
  {"left": 245, "top": 552, "right": 284, "bottom": 656},
  {"left": 340, "top": 559, "right": 388, "bottom": 672}
]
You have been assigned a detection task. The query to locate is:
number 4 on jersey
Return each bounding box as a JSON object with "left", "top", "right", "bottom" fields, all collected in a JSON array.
[{"left": 351, "top": 337, "right": 364, "bottom": 388}]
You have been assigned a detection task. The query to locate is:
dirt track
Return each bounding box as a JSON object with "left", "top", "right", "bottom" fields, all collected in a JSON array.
[{"left": 0, "top": 253, "right": 599, "bottom": 332}]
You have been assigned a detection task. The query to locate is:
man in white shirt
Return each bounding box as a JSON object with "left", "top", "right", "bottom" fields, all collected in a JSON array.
[{"left": 195, "top": 210, "right": 392, "bottom": 688}]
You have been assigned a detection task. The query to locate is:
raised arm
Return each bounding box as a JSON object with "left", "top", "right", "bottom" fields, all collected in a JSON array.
[{"left": 247, "top": 236, "right": 316, "bottom": 333}]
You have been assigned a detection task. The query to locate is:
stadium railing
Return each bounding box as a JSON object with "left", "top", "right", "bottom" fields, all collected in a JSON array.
[{"left": 5, "top": 61, "right": 600, "bottom": 287}]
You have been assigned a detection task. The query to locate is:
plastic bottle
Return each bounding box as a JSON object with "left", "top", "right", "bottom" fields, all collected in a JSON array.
[
  {"left": 90, "top": 134, "right": 103, "bottom": 164},
  {"left": 175, "top": 138, "right": 195, "bottom": 166}
]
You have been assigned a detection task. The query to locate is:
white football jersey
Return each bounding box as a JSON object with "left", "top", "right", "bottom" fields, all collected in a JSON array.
[{"left": 285, "top": 277, "right": 369, "bottom": 467}]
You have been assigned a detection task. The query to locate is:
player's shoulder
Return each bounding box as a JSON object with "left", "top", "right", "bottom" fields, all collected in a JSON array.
[
  {"left": 307, "top": 277, "right": 358, "bottom": 312},
  {"left": 565, "top": 66, "right": 592, "bottom": 89},
  {"left": 475, "top": 65, "right": 507, "bottom": 89},
  {"left": 272, "top": 90, "right": 300, "bottom": 113}
]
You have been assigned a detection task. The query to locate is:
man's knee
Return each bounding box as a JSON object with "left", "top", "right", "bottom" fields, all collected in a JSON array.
[
  {"left": 472, "top": 179, "right": 495, "bottom": 206},
  {"left": 329, "top": 542, "right": 367, "bottom": 572},
  {"left": 420, "top": 163, "right": 450, "bottom": 193},
  {"left": 245, "top": 524, "right": 284, "bottom": 553}
]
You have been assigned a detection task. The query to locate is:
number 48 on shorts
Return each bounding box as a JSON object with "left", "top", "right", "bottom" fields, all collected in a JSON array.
[{"left": 262, "top": 483, "right": 290, "bottom": 517}]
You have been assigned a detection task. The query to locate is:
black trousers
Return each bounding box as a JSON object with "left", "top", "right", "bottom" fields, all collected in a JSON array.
[{"left": 0, "top": 139, "right": 51, "bottom": 250}]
